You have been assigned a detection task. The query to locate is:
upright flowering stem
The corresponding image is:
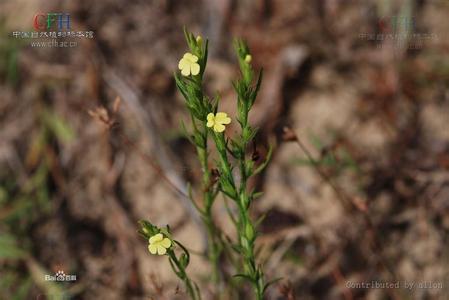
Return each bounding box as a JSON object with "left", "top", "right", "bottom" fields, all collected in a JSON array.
[
  {"left": 207, "top": 40, "right": 267, "bottom": 299},
  {"left": 227, "top": 40, "right": 267, "bottom": 300},
  {"left": 175, "top": 29, "right": 223, "bottom": 286},
  {"left": 174, "top": 30, "right": 272, "bottom": 299}
]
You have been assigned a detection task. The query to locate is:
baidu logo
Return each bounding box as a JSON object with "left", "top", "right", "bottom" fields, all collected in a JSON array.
[{"left": 44, "top": 270, "right": 77, "bottom": 282}]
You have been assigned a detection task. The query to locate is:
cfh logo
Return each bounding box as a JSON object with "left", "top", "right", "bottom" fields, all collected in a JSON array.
[{"left": 33, "top": 13, "right": 71, "bottom": 31}]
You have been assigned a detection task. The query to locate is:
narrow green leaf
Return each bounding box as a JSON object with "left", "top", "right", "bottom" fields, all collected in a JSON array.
[
  {"left": 263, "top": 277, "right": 283, "bottom": 294},
  {"left": 233, "top": 273, "right": 254, "bottom": 283},
  {"left": 252, "top": 145, "right": 273, "bottom": 176}
]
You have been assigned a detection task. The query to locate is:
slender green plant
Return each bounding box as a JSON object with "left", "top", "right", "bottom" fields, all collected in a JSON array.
[
  {"left": 174, "top": 29, "right": 224, "bottom": 285},
  {"left": 140, "top": 28, "right": 273, "bottom": 300},
  {"left": 212, "top": 40, "right": 272, "bottom": 300}
]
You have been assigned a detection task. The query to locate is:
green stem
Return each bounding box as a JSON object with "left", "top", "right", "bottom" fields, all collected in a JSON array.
[
  {"left": 237, "top": 108, "right": 264, "bottom": 299},
  {"left": 169, "top": 251, "right": 199, "bottom": 300},
  {"left": 196, "top": 128, "right": 222, "bottom": 285},
  {"left": 204, "top": 215, "right": 221, "bottom": 283},
  {"left": 238, "top": 191, "right": 263, "bottom": 300},
  {"left": 214, "top": 129, "right": 263, "bottom": 299}
]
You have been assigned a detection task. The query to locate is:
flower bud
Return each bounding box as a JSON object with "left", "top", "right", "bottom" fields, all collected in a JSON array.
[
  {"left": 244, "top": 54, "right": 252, "bottom": 63},
  {"left": 196, "top": 35, "right": 203, "bottom": 47},
  {"left": 142, "top": 225, "right": 152, "bottom": 235}
]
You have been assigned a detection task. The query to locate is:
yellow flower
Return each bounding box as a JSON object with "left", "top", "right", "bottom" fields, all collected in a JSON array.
[
  {"left": 244, "top": 54, "right": 252, "bottom": 63},
  {"left": 148, "top": 233, "right": 172, "bottom": 255},
  {"left": 178, "top": 52, "right": 200, "bottom": 76},
  {"left": 206, "top": 112, "right": 231, "bottom": 133}
]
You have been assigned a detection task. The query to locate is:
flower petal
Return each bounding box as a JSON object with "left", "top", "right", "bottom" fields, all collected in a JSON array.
[
  {"left": 148, "top": 244, "right": 158, "bottom": 254},
  {"left": 190, "top": 54, "right": 198, "bottom": 63},
  {"left": 207, "top": 113, "right": 215, "bottom": 121},
  {"left": 214, "top": 123, "right": 225, "bottom": 133},
  {"left": 149, "top": 233, "right": 163, "bottom": 244},
  {"left": 160, "top": 238, "right": 171, "bottom": 248},
  {"left": 215, "top": 112, "right": 227, "bottom": 119},
  {"left": 221, "top": 116, "right": 231, "bottom": 124},
  {"left": 206, "top": 113, "right": 215, "bottom": 127},
  {"left": 178, "top": 58, "right": 187, "bottom": 70},
  {"left": 215, "top": 112, "right": 231, "bottom": 125},
  {"left": 181, "top": 66, "right": 190, "bottom": 76},
  {"left": 190, "top": 63, "right": 200, "bottom": 76},
  {"left": 157, "top": 245, "right": 167, "bottom": 255}
]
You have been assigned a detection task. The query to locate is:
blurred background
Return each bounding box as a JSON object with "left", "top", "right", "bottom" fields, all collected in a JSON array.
[{"left": 1, "top": 0, "right": 448, "bottom": 299}]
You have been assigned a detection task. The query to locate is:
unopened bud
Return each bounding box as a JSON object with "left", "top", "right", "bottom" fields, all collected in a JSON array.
[
  {"left": 244, "top": 54, "right": 252, "bottom": 63},
  {"left": 196, "top": 35, "right": 203, "bottom": 47}
]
